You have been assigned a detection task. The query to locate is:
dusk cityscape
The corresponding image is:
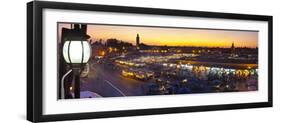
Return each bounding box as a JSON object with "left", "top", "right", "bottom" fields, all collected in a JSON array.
[{"left": 58, "top": 23, "right": 258, "bottom": 99}]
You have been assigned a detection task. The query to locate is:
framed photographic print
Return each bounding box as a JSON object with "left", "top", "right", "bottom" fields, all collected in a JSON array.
[{"left": 27, "top": 1, "right": 273, "bottom": 122}]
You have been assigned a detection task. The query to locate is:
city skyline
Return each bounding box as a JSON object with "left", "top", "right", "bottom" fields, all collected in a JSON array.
[
  {"left": 58, "top": 23, "right": 259, "bottom": 99},
  {"left": 58, "top": 23, "right": 258, "bottom": 48}
]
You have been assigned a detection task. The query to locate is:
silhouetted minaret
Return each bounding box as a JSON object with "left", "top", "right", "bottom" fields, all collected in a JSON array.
[
  {"left": 231, "top": 42, "right": 235, "bottom": 54},
  {"left": 136, "top": 34, "right": 140, "bottom": 46},
  {"left": 230, "top": 42, "right": 236, "bottom": 57}
]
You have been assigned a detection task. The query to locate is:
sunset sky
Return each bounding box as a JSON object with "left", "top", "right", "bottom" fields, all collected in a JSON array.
[{"left": 58, "top": 23, "right": 258, "bottom": 48}]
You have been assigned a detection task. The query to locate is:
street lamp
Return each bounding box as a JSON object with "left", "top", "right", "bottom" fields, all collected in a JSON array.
[{"left": 62, "top": 39, "right": 91, "bottom": 98}]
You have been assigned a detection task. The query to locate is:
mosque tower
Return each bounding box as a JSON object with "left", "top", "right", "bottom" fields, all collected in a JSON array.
[
  {"left": 136, "top": 33, "right": 140, "bottom": 46},
  {"left": 230, "top": 42, "right": 236, "bottom": 57}
]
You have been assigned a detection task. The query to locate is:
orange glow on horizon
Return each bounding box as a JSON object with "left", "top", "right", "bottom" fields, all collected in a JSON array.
[{"left": 58, "top": 23, "right": 258, "bottom": 48}]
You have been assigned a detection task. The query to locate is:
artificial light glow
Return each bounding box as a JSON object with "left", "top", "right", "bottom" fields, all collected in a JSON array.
[{"left": 63, "top": 40, "right": 91, "bottom": 64}]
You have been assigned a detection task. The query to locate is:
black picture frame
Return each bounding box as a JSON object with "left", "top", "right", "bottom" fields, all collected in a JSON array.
[{"left": 27, "top": 1, "right": 273, "bottom": 122}]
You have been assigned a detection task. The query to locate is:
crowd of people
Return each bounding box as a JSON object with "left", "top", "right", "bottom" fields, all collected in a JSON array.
[{"left": 145, "top": 64, "right": 258, "bottom": 95}]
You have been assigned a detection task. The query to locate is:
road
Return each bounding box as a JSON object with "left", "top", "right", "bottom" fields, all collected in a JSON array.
[{"left": 80, "top": 61, "right": 148, "bottom": 97}]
